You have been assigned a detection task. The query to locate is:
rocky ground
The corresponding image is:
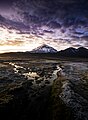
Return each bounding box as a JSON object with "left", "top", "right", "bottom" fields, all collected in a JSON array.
[
  {"left": 0, "top": 60, "right": 58, "bottom": 120},
  {"left": 60, "top": 62, "right": 88, "bottom": 120},
  {"left": 0, "top": 58, "right": 88, "bottom": 120}
]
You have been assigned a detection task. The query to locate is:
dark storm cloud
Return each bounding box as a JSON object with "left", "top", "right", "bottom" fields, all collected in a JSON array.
[
  {"left": 43, "top": 30, "right": 54, "bottom": 33},
  {"left": 1, "top": 0, "right": 88, "bottom": 29},
  {"left": 0, "top": 0, "right": 13, "bottom": 8},
  {"left": 0, "top": 0, "right": 17, "bottom": 5},
  {"left": 1, "top": 0, "right": 88, "bottom": 23},
  {"left": 0, "top": 0, "right": 88, "bottom": 51},
  {"left": 0, "top": 14, "right": 30, "bottom": 31},
  {"left": 13, "top": 0, "right": 88, "bottom": 25},
  {"left": 47, "top": 21, "right": 61, "bottom": 29},
  {"left": 72, "top": 44, "right": 83, "bottom": 48}
]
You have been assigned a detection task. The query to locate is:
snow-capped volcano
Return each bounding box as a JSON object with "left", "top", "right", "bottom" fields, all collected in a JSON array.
[{"left": 30, "top": 44, "right": 57, "bottom": 53}]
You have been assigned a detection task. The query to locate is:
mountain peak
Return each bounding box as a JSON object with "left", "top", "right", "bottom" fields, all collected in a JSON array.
[
  {"left": 30, "top": 44, "right": 57, "bottom": 53},
  {"left": 78, "top": 47, "right": 87, "bottom": 50},
  {"left": 58, "top": 47, "right": 88, "bottom": 57},
  {"left": 38, "top": 44, "right": 50, "bottom": 48}
]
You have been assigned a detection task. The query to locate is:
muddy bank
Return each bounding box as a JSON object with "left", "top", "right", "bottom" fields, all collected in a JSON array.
[
  {"left": 0, "top": 61, "right": 88, "bottom": 120},
  {"left": 58, "top": 62, "right": 88, "bottom": 120},
  {"left": 49, "top": 62, "right": 88, "bottom": 120},
  {"left": 0, "top": 66, "right": 71, "bottom": 120},
  {"left": 0, "top": 81, "right": 51, "bottom": 120},
  {"left": 0, "top": 61, "right": 57, "bottom": 120},
  {"left": 50, "top": 69, "right": 73, "bottom": 120}
]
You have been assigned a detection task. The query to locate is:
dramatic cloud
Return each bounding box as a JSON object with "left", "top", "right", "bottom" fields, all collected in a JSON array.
[{"left": 0, "top": 0, "right": 88, "bottom": 53}]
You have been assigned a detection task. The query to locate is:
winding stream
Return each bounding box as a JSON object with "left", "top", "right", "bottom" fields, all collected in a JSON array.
[
  {"left": 9, "top": 62, "right": 62, "bottom": 86},
  {"left": 0, "top": 61, "right": 88, "bottom": 120}
]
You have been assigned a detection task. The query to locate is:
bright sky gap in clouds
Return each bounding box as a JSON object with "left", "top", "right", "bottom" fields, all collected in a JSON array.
[{"left": 0, "top": 0, "right": 88, "bottom": 53}]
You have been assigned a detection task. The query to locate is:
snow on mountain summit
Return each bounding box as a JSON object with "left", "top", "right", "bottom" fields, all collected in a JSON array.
[{"left": 30, "top": 44, "right": 57, "bottom": 53}]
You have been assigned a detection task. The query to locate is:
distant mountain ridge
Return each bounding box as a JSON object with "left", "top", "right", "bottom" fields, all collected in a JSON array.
[
  {"left": 58, "top": 47, "right": 88, "bottom": 57},
  {"left": 30, "top": 44, "right": 57, "bottom": 53},
  {"left": 30, "top": 45, "right": 88, "bottom": 57},
  {"left": 0, "top": 45, "right": 88, "bottom": 58}
]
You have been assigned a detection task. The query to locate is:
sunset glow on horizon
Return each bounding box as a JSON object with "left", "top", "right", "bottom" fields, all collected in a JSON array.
[
  {"left": 0, "top": 0, "right": 88, "bottom": 53},
  {"left": 0, "top": 26, "right": 72, "bottom": 53}
]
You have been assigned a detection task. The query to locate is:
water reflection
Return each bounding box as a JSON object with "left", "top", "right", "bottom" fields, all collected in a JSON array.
[{"left": 23, "top": 72, "right": 39, "bottom": 78}]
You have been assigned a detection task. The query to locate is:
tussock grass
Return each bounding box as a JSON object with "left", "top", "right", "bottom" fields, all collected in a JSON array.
[
  {"left": 49, "top": 75, "right": 73, "bottom": 120},
  {"left": 82, "top": 72, "right": 88, "bottom": 81},
  {"left": 0, "top": 93, "right": 13, "bottom": 104}
]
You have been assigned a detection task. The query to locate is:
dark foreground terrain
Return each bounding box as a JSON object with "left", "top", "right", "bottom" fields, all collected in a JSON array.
[{"left": 0, "top": 56, "right": 88, "bottom": 120}]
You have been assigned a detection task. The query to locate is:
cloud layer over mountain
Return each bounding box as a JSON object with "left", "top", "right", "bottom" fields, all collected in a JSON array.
[{"left": 0, "top": 0, "right": 88, "bottom": 52}]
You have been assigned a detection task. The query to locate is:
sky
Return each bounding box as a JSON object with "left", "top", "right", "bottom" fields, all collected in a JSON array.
[{"left": 0, "top": 0, "right": 88, "bottom": 53}]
